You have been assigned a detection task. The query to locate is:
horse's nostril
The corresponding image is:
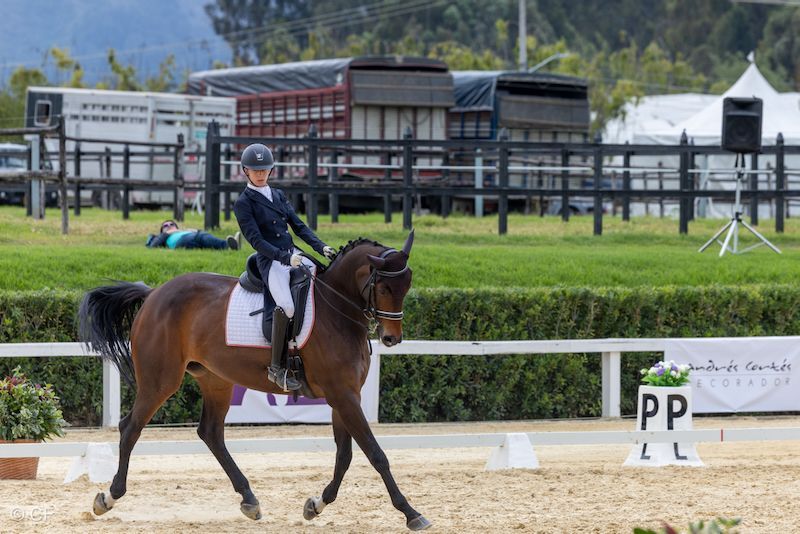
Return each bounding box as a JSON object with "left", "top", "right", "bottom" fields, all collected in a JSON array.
[{"left": 382, "top": 335, "right": 395, "bottom": 345}]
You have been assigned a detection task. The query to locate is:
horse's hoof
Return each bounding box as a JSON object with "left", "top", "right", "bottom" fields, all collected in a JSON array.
[
  {"left": 407, "top": 515, "right": 432, "bottom": 531},
  {"left": 303, "top": 496, "right": 324, "bottom": 520},
  {"left": 240, "top": 502, "right": 262, "bottom": 520},
  {"left": 93, "top": 492, "right": 112, "bottom": 516}
]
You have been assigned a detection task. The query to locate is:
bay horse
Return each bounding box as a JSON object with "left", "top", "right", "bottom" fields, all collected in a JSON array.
[{"left": 78, "top": 231, "right": 430, "bottom": 531}]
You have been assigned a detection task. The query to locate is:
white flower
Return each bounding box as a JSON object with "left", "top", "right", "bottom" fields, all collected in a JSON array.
[
  {"left": 670, "top": 370, "right": 679, "bottom": 377},
  {"left": 679, "top": 364, "right": 689, "bottom": 373}
]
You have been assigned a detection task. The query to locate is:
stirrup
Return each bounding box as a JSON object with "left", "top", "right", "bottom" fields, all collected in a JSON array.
[{"left": 268, "top": 366, "right": 301, "bottom": 391}]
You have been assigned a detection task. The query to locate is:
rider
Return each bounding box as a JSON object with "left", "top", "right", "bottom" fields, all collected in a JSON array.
[{"left": 233, "top": 143, "right": 336, "bottom": 391}]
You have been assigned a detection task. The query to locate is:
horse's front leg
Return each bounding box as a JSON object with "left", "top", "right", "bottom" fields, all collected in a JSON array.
[
  {"left": 304, "top": 409, "right": 352, "bottom": 520},
  {"left": 330, "top": 392, "right": 431, "bottom": 531}
]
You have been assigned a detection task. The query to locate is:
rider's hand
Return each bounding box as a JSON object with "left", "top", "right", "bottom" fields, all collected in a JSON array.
[
  {"left": 323, "top": 246, "right": 336, "bottom": 260},
  {"left": 290, "top": 254, "right": 303, "bottom": 268}
]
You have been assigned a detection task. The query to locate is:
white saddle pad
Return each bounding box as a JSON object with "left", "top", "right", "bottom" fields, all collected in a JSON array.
[{"left": 225, "top": 267, "right": 316, "bottom": 349}]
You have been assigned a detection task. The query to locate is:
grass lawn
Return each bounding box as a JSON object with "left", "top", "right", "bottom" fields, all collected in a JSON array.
[{"left": 1, "top": 206, "right": 799, "bottom": 291}]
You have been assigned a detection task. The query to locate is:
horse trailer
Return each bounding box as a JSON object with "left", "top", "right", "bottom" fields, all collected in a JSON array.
[
  {"left": 25, "top": 87, "right": 236, "bottom": 206},
  {"left": 449, "top": 71, "right": 591, "bottom": 214},
  {"left": 188, "top": 56, "right": 454, "bottom": 141}
]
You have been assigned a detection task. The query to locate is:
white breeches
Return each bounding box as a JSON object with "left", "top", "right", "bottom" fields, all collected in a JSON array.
[{"left": 268, "top": 248, "right": 314, "bottom": 318}]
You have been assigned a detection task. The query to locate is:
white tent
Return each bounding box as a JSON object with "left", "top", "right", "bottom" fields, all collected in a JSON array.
[
  {"left": 604, "top": 93, "right": 716, "bottom": 145},
  {"left": 603, "top": 63, "right": 800, "bottom": 220},
  {"left": 647, "top": 63, "right": 800, "bottom": 145}
]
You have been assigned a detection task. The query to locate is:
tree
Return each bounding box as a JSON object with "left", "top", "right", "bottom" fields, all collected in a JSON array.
[
  {"left": 0, "top": 67, "right": 48, "bottom": 132},
  {"left": 759, "top": 6, "right": 800, "bottom": 89},
  {"left": 105, "top": 49, "right": 141, "bottom": 91},
  {"left": 204, "top": 0, "right": 312, "bottom": 65},
  {"left": 145, "top": 55, "right": 177, "bottom": 92},
  {"left": 50, "top": 47, "right": 86, "bottom": 88}
]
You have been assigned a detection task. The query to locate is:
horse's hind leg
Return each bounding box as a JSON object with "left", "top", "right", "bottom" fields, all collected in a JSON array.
[
  {"left": 195, "top": 372, "right": 261, "bottom": 520},
  {"left": 304, "top": 409, "right": 352, "bottom": 520},
  {"left": 331, "top": 393, "right": 431, "bottom": 531},
  {"left": 93, "top": 365, "right": 185, "bottom": 516}
]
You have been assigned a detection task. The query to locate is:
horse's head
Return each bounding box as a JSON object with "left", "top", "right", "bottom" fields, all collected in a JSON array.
[{"left": 364, "top": 230, "right": 414, "bottom": 347}]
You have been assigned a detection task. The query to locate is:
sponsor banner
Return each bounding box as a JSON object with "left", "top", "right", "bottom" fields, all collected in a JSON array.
[
  {"left": 665, "top": 337, "right": 798, "bottom": 413},
  {"left": 225, "top": 354, "right": 380, "bottom": 423}
]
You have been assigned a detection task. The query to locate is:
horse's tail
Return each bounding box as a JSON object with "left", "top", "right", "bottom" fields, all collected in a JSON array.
[{"left": 78, "top": 281, "right": 152, "bottom": 388}]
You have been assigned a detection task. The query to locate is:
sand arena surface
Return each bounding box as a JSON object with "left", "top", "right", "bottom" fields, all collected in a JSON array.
[{"left": 1, "top": 416, "right": 799, "bottom": 533}]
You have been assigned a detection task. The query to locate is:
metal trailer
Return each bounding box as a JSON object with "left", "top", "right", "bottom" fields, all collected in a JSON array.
[
  {"left": 188, "top": 56, "right": 453, "bottom": 140},
  {"left": 449, "top": 71, "right": 591, "bottom": 214},
  {"left": 188, "top": 56, "right": 455, "bottom": 209},
  {"left": 24, "top": 87, "right": 236, "bottom": 206}
]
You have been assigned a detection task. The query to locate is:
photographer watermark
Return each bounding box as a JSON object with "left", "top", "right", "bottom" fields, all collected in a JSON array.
[{"left": 9, "top": 506, "right": 55, "bottom": 521}]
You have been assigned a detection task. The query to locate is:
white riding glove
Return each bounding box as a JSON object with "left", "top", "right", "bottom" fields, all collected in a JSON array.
[
  {"left": 323, "top": 246, "right": 336, "bottom": 260},
  {"left": 290, "top": 254, "right": 303, "bottom": 268}
]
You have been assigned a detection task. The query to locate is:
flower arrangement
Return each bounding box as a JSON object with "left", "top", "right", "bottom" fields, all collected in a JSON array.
[
  {"left": 640, "top": 360, "right": 690, "bottom": 387},
  {"left": 0, "top": 367, "right": 67, "bottom": 441}
]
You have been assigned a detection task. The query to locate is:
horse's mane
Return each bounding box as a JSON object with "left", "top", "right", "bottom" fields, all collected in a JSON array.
[{"left": 320, "top": 237, "right": 385, "bottom": 273}]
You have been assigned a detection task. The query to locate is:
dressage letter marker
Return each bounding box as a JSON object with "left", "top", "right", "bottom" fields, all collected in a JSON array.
[{"left": 624, "top": 386, "right": 703, "bottom": 467}]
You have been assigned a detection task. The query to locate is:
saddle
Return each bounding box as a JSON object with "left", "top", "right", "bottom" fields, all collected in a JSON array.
[
  {"left": 237, "top": 253, "right": 318, "bottom": 399},
  {"left": 238, "top": 253, "right": 312, "bottom": 342}
]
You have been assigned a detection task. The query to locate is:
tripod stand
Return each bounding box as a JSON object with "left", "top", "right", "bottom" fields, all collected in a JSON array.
[{"left": 698, "top": 153, "right": 781, "bottom": 256}]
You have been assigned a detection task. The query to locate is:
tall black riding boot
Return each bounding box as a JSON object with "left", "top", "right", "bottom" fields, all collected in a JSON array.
[{"left": 267, "top": 306, "right": 301, "bottom": 391}]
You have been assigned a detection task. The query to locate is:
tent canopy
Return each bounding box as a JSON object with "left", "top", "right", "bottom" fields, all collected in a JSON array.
[{"left": 606, "top": 63, "right": 800, "bottom": 146}]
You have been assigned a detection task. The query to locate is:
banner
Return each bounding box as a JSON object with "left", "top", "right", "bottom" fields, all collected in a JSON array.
[
  {"left": 225, "top": 354, "right": 380, "bottom": 423},
  {"left": 665, "top": 337, "right": 799, "bottom": 413}
]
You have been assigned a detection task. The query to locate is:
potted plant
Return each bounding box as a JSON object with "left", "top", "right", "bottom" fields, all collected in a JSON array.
[
  {"left": 640, "top": 360, "right": 691, "bottom": 388},
  {"left": 0, "top": 367, "right": 67, "bottom": 479}
]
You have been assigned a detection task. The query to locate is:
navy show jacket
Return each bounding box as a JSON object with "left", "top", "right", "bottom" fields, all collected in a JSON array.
[{"left": 233, "top": 186, "right": 326, "bottom": 266}]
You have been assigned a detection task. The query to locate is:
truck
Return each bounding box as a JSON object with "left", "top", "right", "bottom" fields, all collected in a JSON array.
[
  {"left": 24, "top": 87, "right": 237, "bottom": 206},
  {"left": 449, "top": 71, "right": 592, "bottom": 214}
]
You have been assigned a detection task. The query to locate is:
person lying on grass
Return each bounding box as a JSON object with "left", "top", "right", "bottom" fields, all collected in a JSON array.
[{"left": 146, "top": 219, "right": 240, "bottom": 251}]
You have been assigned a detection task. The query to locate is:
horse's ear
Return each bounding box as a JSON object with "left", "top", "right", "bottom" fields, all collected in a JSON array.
[
  {"left": 367, "top": 254, "right": 386, "bottom": 269},
  {"left": 401, "top": 229, "right": 415, "bottom": 256}
]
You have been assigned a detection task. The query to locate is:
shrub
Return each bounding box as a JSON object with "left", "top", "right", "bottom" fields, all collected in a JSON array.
[
  {"left": 0, "top": 367, "right": 67, "bottom": 441},
  {"left": 2, "top": 286, "right": 800, "bottom": 424}
]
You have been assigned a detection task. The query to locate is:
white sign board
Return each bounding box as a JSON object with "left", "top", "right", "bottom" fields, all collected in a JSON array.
[
  {"left": 225, "top": 354, "right": 380, "bottom": 424},
  {"left": 624, "top": 385, "right": 703, "bottom": 467},
  {"left": 665, "top": 337, "right": 798, "bottom": 413}
]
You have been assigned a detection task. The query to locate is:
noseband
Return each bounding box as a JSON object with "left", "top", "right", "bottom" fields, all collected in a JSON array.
[{"left": 360, "top": 248, "right": 408, "bottom": 321}]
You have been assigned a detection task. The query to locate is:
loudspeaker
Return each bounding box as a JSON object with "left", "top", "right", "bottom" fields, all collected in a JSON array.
[{"left": 721, "top": 97, "right": 762, "bottom": 154}]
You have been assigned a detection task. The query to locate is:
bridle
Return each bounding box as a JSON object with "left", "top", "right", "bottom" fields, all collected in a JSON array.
[
  {"left": 359, "top": 248, "right": 408, "bottom": 321},
  {"left": 307, "top": 247, "right": 408, "bottom": 329}
]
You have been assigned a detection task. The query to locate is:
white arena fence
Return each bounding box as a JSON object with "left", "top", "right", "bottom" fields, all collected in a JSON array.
[
  {"left": 0, "top": 338, "right": 675, "bottom": 427},
  {"left": 2, "top": 427, "right": 800, "bottom": 459},
  {"left": 2, "top": 336, "right": 800, "bottom": 426},
  {"left": 1, "top": 338, "right": 800, "bottom": 462}
]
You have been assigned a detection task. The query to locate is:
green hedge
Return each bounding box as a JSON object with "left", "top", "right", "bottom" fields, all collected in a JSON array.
[{"left": 2, "top": 286, "right": 799, "bottom": 425}]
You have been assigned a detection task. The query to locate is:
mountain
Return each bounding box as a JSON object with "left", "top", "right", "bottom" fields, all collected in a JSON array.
[{"left": 0, "top": 0, "right": 230, "bottom": 85}]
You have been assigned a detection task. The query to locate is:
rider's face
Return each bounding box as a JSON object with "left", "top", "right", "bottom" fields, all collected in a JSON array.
[{"left": 246, "top": 168, "right": 271, "bottom": 187}]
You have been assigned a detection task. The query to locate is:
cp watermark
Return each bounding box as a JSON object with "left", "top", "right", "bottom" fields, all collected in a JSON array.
[{"left": 9, "top": 506, "right": 55, "bottom": 521}]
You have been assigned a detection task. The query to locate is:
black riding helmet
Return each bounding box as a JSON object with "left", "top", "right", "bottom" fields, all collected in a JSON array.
[{"left": 241, "top": 143, "right": 275, "bottom": 170}]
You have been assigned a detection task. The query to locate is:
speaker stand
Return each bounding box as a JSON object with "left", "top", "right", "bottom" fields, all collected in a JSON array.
[{"left": 698, "top": 156, "right": 781, "bottom": 257}]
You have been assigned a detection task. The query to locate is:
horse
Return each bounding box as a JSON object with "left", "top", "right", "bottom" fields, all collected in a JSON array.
[{"left": 78, "top": 230, "right": 431, "bottom": 531}]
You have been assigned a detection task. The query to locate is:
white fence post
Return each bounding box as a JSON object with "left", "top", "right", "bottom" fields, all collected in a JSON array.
[
  {"left": 102, "top": 359, "right": 121, "bottom": 429},
  {"left": 601, "top": 351, "right": 621, "bottom": 417}
]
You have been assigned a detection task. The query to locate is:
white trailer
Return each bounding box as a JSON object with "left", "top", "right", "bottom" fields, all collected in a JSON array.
[{"left": 25, "top": 87, "right": 236, "bottom": 205}]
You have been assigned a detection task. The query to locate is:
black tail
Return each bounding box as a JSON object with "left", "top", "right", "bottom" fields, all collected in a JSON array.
[{"left": 78, "top": 281, "right": 152, "bottom": 388}]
